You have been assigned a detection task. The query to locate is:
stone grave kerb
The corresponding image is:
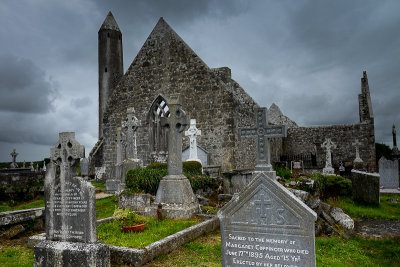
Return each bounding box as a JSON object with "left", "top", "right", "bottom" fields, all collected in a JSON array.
[
  {"left": 239, "top": 107, "right": 287, "bottom": 172},
  {"left": 160, "top": 94, "right": 188, "bottom": 176},
  {"left": 185, "top": 119, "right": 201, "bottom": 162},
  {"left": 217, "top": 171, "right": 317, "bottom": 267}
]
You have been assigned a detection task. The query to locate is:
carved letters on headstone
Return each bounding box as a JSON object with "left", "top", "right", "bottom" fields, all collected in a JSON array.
[
  {"left": 239, "top": 108, "right": 287, "bottom": 171},
  {"left": 218, "top": 171, "right": 317, "bottom": 267}
]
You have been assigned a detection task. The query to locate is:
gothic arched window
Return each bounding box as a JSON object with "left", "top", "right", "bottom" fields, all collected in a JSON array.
[{"left": 149, "top": 95, "right": 170, "bottom": 162}]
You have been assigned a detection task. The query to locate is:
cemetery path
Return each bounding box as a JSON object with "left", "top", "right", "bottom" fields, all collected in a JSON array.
[
  {"left": 355, "top": 219, "right": 400, "bottom": 238},
  {"left": 95, "top": 192, "right": 113, "bottom": 199}
]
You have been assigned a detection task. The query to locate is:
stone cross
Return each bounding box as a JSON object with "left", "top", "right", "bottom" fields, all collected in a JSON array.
[
  {"left": 184, "top": 119, "right": 201, "bottom": 162},
  {"left": 10, "top": 149, "right": 18, "bottom": 168},
  {"left": 352, "top": 139, "right": 363, "bottom": 163},
  {"left": 161, "top": 94, "right": 188, "bottom": 176},
  {"left": 321, "top": 138, "right": 336, "bottom": 174},
  {"left": 50, "top": 132, "right": 85, "bottom": 167},
  {"left": 123, "top": 107, "right": 140, "bottom": 159},
  {"left": 43, "top": 161, "right": 47, "bottom": 172},
  {"left": 239, "top": 107, "right": 287, "bottom": 172}
]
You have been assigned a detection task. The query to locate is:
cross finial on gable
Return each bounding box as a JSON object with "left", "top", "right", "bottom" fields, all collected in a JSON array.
[{"left": 239, "top": 107, "right": 287, "bottom": 172}]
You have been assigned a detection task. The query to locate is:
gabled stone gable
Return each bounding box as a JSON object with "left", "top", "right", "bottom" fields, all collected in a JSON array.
[{"left": 99, "top": 18, "right": 260, "bottom": 175}]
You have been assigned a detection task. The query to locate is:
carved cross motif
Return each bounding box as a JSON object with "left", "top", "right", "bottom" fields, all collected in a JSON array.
[
  {"left": 123, "top": 107, "right": 140, "bottom": 159},
  {"left": 321, "top": 138, "right": 336, "bottom": 169},
  {"left": 185, "top": 119, "right": 201, "bottom": 162},
  {"left": 239, "top": 107, "right": 287, "bottom": 171},
  {"left": 160, "top": 94, "right": 188, "bottom": 176},
  {"left": 50, "top": 132, "right": 85, "bottom": 166},
  {"left": 352, "top": 139, "right": 363, "bottom": 163},
  {"left": 251, "top": 193, "right": 272, "bottom": 224}
]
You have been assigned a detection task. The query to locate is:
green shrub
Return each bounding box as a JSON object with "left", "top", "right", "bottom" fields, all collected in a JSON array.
[
  {"left": 125, "top": 168, "right": 166, "bottom": 195},
  {"left": 146, "top": 161, "right": 202, "bottom": 175},
  {"left": 186, "top": 173, "right": 219, "bottom": 193},
  {"left": 183, "top": 161, "right": 202, "bottom": 174},
  {"left": 146, "top": 162, "right": 168, "bottom": 170},
  {"left": 273, "top": 165, "right": 292, "bottom": 180},
  {"left": 314, "top": 174, "right": 352, "bottom": 199}
]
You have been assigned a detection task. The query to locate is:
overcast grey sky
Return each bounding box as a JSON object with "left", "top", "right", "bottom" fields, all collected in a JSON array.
[{"left": 0, "top": 0, "right": 399, "bottom": 162}]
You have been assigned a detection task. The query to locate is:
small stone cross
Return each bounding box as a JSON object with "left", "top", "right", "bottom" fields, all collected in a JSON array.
[
  {"left": 239, "top": 107, "right": 287, "bottom": 171},
  {"left": 321, "top": 138, "right": 336, "bottom": 169},
  {"left": 50, "top": 132, "right": 85, "bottom": 167},
  {"left": 161, "top": 94, "right": 188, "bottom": 176},
  {"left": 10, "top": 149, "right": 18, "bottom": 168},
  {"left": 352, "top": 139, "right": 363, "bottom": 163},
  {"left": 185, "top": 119, "right": 201, "bottom": 162},
  {"left": 123, "top": 107, "right": 140, "bottom": 159}
]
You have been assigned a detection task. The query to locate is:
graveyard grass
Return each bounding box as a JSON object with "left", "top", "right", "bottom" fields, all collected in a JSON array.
[
  {"left": 143, "top": 230, "right": 400, "bottom": 267},
  {"left": 328, "top": 195, "right": 400, "bottom": 220},
  {"left": 0, "top": 195, "right": 115, "bottom": 219},
  {"left": 97, "top": 216, "right": 201, "bottom": 248},
  {"left": 0, "top": 246, "right": 33, "bottom": 267}
]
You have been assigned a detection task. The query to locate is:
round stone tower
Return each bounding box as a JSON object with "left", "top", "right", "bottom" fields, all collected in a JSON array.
[{"left": 98, "top": 11, "right": 123, "bottom": 138}]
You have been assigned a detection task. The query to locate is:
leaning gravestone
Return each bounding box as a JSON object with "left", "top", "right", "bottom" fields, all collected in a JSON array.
[
  {"left": 219, "top": 107, "right": 317, "bottom": 267},
  {"left": 34, "top": 132, "right": 110, "bottom": 266},
  {"left": 379, "top": 157, "right": 399, "bottom": 189}
]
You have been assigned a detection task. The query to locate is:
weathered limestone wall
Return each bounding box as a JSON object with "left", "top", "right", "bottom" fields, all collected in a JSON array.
[
  {"left": 99, "top": 18, "right": 258, "bottom": 178},
  {"left": 283, "top": 122, "right": 376, "bottom": 171}
]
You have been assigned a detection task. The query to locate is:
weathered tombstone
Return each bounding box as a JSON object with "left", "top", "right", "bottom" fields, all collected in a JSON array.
[
  {"left": 30, "top": 162, "right": 34, "bottom": 172},
  {"left": 321, "top": 138, "right": 336, "bottom": 175},
  {"left": 352, "top": 139, "right": 363, "bottom": 163},
  {"left": 9, "top": 149, "right": 19, "bottom": 168},
  {"left": 239, "top": 107, "right": 287, "bottom": 172},
  {"left": 95, "top": 166, "right": 106, "bottom": 180},
  {"left": 122, "top": 107, "right": 143, "bottom": 177},
  {"left": 34, "top": 132, "right": 110, "bottom": 266},
  {"left": 35, "top": 164, "right": 39, "bottom": 172},
  {"left": 42, "top": 161, "right": 47, "bottom": 172},
  {"left": 184, "top": 119, "right": 201, "bottom": 163},
  {"left": 351, "top": 170, "right": 380, "bottom": 205},
  {"left": 106, "top": 127, "right": 125, "bottom": 191},
  {"left": 80, "top": 157, "right": 89, "bottom": 177},
  {"left": 291, "top": 160, "right": 304, "bottom": 173},
  {"left": 339, "top": 162, "right": 345, "bottom": 176},
  {"left": 152, "top": 94, "right": 199, "bottom": 219},
  {"left": 379, "top": 157, "right": 399, "bottom": 189}
]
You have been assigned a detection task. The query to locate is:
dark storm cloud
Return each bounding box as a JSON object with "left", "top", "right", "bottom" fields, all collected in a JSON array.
[{"left": 0, "top": 54, "right": 57, "bottom": 113}]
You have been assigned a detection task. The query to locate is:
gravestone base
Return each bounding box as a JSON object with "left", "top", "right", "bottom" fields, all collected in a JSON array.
[
  {"left": 34, "top": 240, "right": 110, "bottom": 267},
  {"left": 322, "top": 167, "right": 335, "bottom": 175},
  {"left": 106, "top": 179, "right": 124, "bottom": 192},
  {"left": 151, "top": 174, "right": 199, "bottom": 219}
]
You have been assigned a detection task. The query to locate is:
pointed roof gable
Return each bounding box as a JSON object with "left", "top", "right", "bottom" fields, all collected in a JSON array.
[{"left": 99, "top": 11, "right": 120, "bottom": 32}]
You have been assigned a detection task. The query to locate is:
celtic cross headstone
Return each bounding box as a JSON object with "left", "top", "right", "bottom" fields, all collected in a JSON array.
[
  {"left": 185, "top": 119, "right": 201, "bottom": 162},
  {"left": 10, "top": 149, "right": 18, "bottom": 168},
  {"left": 352, "top": 139, "right": 363, "bottom": 163},
  {"left": 239, "top": 107, "right": 287, "bottom": 171},
  {"left": 321, "top": 138, "right": 336, "bottom": 175}
]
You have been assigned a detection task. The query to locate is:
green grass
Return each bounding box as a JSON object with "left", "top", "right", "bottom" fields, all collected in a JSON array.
[
  {"left": 146, "top": 231, "right": 400, "bottom": 267},
  {"left": 0, "top": 246, "right": 34, "bottom": 267},
  {"left": 327, "top": 195, "right": 400, "bottom": 220},
  {"left": 316, "top": 236, "right": 400, "bottom": 267},
  {"left": 98, "top": 217, "right": 201, "bottom": 248},
  {"left": 0, "top": 195, "right": 45, "bottom": 212},
  {"left": 91, "top": 181, "right": 106, "bottom": 190},
  {"left": 96, "top": 196, "right": 116, "bottom": 219}
]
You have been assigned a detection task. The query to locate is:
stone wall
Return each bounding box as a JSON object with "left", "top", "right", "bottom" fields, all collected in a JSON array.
[
  {"left": 0, "top": 172, "right": 44, "bottom": 201},
  {"left": 283, "top": 122, "right": 376, "bottom": 171}
]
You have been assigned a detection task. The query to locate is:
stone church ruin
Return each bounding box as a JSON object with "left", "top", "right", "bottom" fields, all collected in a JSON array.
[{"left": 90, "top": 12, "right": 376, "bottom": 180}]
